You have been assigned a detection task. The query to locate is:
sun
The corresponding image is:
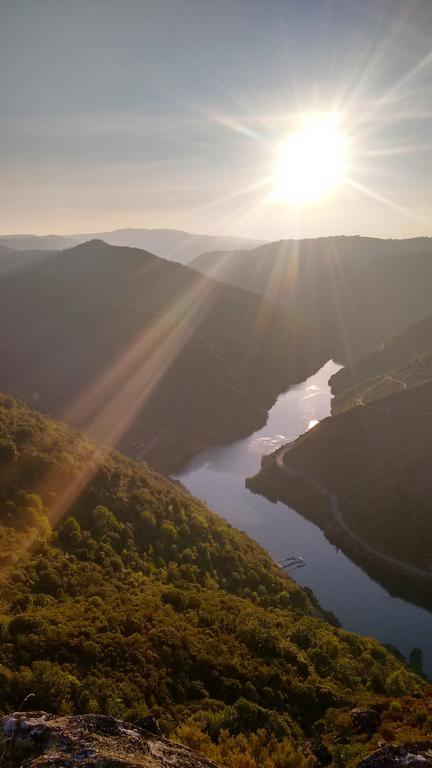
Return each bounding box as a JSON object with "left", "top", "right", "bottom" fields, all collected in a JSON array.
[{"left": 273, "top": 114, "right": 347, "bottom": 203}]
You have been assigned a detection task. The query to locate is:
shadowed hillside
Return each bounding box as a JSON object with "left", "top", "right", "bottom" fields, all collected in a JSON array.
[
  {"left": 248, "top": 379, "right": 432, "bottom": 601},
  {"left": 0, "top": 240, "right": 318, "bottom": 472},
  {"left": 191, "top": 236, "right": 432, "bottom": 363},
  {"left": 0, "top": 247, "right": 55, "bottom": 276},
  {"left": 330, "top": 312, "right": 432, "bottom": 411}
]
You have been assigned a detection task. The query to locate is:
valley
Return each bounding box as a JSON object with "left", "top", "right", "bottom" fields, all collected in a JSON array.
[
  {"left": 2, "top": 235, "right": 432, "bottom": 767},
  {"left": 249, "top": 334, "right": 432, "bottom": 617},
  {"left": 4, "top": 3, "right": 432, "bottom": 765},
  {"left": 178, "top": 361, "right": 432, "bottom": 676}
]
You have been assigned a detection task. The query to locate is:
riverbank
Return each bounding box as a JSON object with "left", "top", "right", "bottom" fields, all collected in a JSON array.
[
  {"left": 247, "top": 445, "right": 432, "bottom": 613},
  {"left": 177, "top": 360, "right": 432, "bottom": 675}
]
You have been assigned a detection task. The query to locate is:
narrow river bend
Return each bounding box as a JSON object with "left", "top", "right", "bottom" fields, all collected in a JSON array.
[{"left": 176, "top": 360, "right": 432, "bottom": 675}]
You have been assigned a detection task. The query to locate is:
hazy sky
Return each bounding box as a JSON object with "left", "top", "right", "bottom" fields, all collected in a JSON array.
[{"left": 1, "top": 0, "right": 432, "bottom": 240}]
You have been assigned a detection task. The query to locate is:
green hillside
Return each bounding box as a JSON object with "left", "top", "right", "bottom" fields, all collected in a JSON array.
[
  {"left": 0, "top": 393, "right": 429, "bottom": 767},
  {"left": 0, "top": 240, "right": 317, "bottom": 473}
]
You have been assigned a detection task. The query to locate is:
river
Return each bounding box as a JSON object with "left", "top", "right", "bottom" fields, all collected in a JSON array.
[{"left": 176, "top": 360, "right": 432, "bottom": 675}]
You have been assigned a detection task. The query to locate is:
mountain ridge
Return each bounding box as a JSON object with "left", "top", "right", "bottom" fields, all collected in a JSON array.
[
  {"left": 0, "top": 239, "right": 318, "bottom": 472},
  {"left": 0, "top": 228, "right": 264, "bottom": 264},
  {"left": 190, "top": 235, "right": 432, "bottom": 363}
]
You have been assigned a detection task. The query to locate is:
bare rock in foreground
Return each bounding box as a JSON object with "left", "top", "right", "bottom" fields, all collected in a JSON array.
[{"left": 0, "top": 712, "right": 219, "bottom": 768}]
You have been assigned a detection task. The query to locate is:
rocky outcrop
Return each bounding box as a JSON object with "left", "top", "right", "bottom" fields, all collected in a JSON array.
[
  {"left": 0, "top": 712, "right": 219, "bottom": 768},
  {"left": 358, "top": 741, "right": 432, "bottom": 767}
]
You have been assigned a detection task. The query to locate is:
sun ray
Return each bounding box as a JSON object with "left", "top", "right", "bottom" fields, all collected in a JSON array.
[{"left": 344, "top": 175, "right": 431, "bottom": 226}]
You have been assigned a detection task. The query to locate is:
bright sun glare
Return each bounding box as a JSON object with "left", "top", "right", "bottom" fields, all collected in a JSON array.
[{"left": 273, "top": 114, "right": 347, "bottom": 204}]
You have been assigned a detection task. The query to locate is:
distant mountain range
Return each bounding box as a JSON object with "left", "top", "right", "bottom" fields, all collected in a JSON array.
[
  {"left": 191, "top": 235, "right": 432, "bottom": 362},
  {"left": 0, "top": 228, "right": 264, "bottom": 264},
  {"left": 0, "top": 239, "right": 315, "bottom": 472},
  {"left": 0, "top": 234, "right": 78, "bottom": 251}
]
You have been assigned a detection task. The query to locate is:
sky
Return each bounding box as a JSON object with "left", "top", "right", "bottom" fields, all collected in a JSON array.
[{"left": 1, "top": 0, "right": 432, "bottom": 240}]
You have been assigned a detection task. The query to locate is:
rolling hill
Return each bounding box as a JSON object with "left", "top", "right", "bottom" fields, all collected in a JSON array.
[
  {"left": 0, "top": 240, "right": 318, "bottom": 472},
  {"left": 191, "top": 236, "right": 432, "bottom": 363},
  {"left": 0, "top": 390, "right": 428, "bottom": 768}
]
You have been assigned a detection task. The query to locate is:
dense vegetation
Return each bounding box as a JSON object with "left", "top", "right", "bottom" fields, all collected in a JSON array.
[
  {"left": 0, "top": 240, "right": 316, "bottom": 472},
  {"left": 191, "top": 235, "right": 432, "bottom": 362},
  {"left": 0, "top": 393, "right": 429, "bottom": 767}
]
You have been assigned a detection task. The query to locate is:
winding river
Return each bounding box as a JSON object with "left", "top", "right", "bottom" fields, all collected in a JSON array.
[{"left": 176, "top": 360, "right": 432, "bottom": 675}]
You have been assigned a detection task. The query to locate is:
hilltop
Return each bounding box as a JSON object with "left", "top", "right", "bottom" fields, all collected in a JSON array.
[{"left": 0, "top": 239, "right": 317, "bottom": 472}]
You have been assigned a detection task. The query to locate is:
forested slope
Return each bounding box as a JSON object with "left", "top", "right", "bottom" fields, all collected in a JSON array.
[{"left": 0, "top": 393, "right": 428, "bottom": 767}]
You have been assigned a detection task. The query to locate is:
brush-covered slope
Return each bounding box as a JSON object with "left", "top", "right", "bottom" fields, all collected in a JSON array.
[
  {"left": 330, "top": 313, "right": 432, "bottom": 412},
  {"left": 191, "top": 236, "right": 432, "bottom": 362},
  {"left": 0, "top": 240, "right": 315, "bottom": 472},
  {"left": 0, "top": 393, "right": 428, "bottom": 768}
]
